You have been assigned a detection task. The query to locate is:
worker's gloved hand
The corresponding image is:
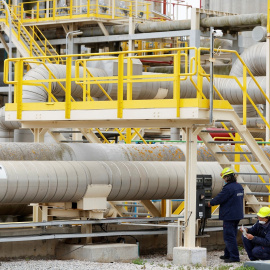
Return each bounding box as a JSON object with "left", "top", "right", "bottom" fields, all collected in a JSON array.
[{"left": 205, "top": 201, "right": 211, "bottom": 207}]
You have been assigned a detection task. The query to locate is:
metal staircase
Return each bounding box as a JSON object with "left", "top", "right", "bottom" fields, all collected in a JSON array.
[
  {"left": 0, "top": 5, "right": 63, "bottom": 63},
  {"left": 199, "top": 109, "right": 270, "bottom": 213}
]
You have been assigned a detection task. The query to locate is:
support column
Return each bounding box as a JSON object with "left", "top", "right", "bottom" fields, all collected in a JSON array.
[
  {"left": 183, "top": 126, "right": 197, "bottom": 248},
  {"left": 266, "top": 37, "right": 270, "bottom": 141},
  {"left": 173, "top": 126, "right": 206, "bottom": 267}
]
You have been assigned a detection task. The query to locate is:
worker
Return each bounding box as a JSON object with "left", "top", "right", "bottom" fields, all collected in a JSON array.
[
  {"left": 240, "top": 207, "right": 270, "bottom": 261},
  {"left": 208, "top": 167, "right": 244, "bottom": 263}
]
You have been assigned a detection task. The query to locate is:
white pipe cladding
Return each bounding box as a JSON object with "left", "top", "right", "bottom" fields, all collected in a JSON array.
[
  {"left": 22, "top": 64, "right": 108, "bottom": 102},
  {"left": 230, "top": 42, "right": 266, "bottom": 77},
  {"left": 0, "top": 161, "right": 267, "bottom": 204}
]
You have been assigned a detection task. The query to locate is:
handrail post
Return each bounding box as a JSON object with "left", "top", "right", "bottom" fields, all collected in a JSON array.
[
  {"left": 65, "top": 56, "right": 72, "bottom": 119},
  {"left": 16, "top": 59, "right": 23, "bottom": 119},
  {"left": 127, "top": 57, "right": 133, "bottom": 100},
  {"left": 53, "top": 0, "right": 56, "bottom": 20},
  {"left": 243, "top": 66, "right": 247, "bottom": 125},
  {"left": 117, "top": 54, "right": 124, "bottom": 118},
  {"left": 173, "top": 50, "right": 181, "bottom": 117},
  {"left": 70, "top": 0, "right": 73, "bottom": 19}
]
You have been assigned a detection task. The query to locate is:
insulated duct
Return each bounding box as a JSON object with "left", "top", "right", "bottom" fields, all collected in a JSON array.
[
  {"left": 1, "top": 142, "right": 270, "bottom": 164},
  {"left": 200, "top": 13, "right": 267, "bottom": 28},
  {"left": 230, "top": 42, "right": 266, "bottom": 77},
  {"left": 0, "top": 161, "right": 266, "bottom": 204}
]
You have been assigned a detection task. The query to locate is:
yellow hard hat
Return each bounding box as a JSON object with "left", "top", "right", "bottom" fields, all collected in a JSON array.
[
  {"left": 257, "top": 207, "right": 270, "bottom": 218},
  {"left": 220, "top": 167, "right": 235, "bottom": 178}
]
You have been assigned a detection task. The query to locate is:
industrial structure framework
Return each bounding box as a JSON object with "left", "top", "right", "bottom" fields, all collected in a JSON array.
[{"left": 0, "top": 0, "right": 269, "bottom": 266}]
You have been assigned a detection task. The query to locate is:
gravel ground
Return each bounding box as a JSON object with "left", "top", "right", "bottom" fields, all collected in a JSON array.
[{"left": 0, "top": 250, "right": 250, "bottom": 270}]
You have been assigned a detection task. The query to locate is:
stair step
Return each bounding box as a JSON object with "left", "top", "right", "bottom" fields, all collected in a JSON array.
[
  {"left": 246, "top": 202, "right": 270, "bottom": 206},
  {"left": 246, "top": 192, "right": 270, "bottom": 196},
  {"left": 220, "top": 162, "right": 261, "bottom": 165},
  {"left": 201, "top": 130, "right": 236, "bottom": 133},
  {"left": 115, "top": 204, "right": 144, "bottom": 207},
  {"left": 240, "top": 182, "right": 270, "bottom": 186},
  {"left": 122, "top": 212, "right": 150, "bottom": 216},
  {"left": 52, "top": 130, "right": 81, "bottom": 134},
  {"left": 208, "top": 141, "right": 244, "bottom": 144},
  {"left": 237, "top": 172, "right": 267, "bottom": 176},
  {"left": 60, "top": 140, "right": 87, "bottom": 143},
  {"left": 216, "top": 151, "right": 252, "bottom": 154}
]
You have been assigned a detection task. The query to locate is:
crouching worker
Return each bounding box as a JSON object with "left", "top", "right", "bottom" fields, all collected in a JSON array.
[{"left": 240, "top": 207, "right": 270, "bottom": 261}]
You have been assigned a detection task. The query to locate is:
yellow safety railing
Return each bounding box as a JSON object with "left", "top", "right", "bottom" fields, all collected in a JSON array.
[
  {"left": 0, "top": 5, "right": 62, "bottom": 64},
  {"left": 198, "top": 47, "right": 270, "bottom": 192},
  {"left": 8, "top": 0, "right": 151, "bottom": 23},
  {"left": 4, "top": 47, "right": 201, "bottom": 120}
]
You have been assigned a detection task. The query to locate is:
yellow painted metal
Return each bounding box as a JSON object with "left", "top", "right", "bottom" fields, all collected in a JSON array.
[
  {"left": 117, "top": 54, "right": 124, "bottom": 118},
  {"left": 65, "top": 57, "right": 72, "bottom": 119},
  {"left": 7, "top": 0, "right": 151, "bottom": 24},
  {"left": 16, "top": 59, "right": 23, "bottom": 120},
  {"left": 127, "top": 58, "right": 133, "bottom": 100},
  {"left": 234, "top": 133, "right": 241, "bottom": 173},
  {"left": 173, "top": 201, "right": 185, "bottom": 215},
  {"left": 173, "top": 51, "right": 181, "bottom": 117},
  {"left": 243, "top": 66, "right": 247, "bottom": 125},
  {"left": 126, "top": 128, "right": 132, "bottom": 144},
  {"left": 161, "top": 199, "right": 166, "bottom": 217}
]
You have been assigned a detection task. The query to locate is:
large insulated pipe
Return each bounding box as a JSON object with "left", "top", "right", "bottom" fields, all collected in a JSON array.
[
  {"left": 1, "top": 142, "right": 270, "bottom": 164},
  {"left": 0, "top": 161, "right": 266, "bottom": 204},
  {"left": 230, "top": 42, "right": 266, "bottom": 77},
  {"left": 200, "top": 13, "right": 267, "bottom": 28},
  {"left": 47, "top": 14, "right": 267, "bottom": 39},
  {"left": 22, "top": 64, "right": 108, "bottom": 102}
]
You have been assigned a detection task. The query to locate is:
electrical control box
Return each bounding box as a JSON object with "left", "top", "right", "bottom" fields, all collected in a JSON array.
[{"left": 196, "top": 175, "right": 212, "bottom": 219}]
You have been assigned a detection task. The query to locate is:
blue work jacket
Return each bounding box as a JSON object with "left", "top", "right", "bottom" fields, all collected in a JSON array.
[
  {"left": 210, "top": 181, "right": 244, "bottom": 220},
  {"left": 248, "top": 221, "right": 270, "bottom": 247}
]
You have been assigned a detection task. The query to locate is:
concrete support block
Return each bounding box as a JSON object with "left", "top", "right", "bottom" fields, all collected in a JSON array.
[
  {"left": 244, "top": 260, "right": 270, "bottom": 270},
  {"left": 167, "top": 223, "right": 178, "bottom": 260},
  {"left": 173, "top": 247, "right": 207, "bottom": 266},
  {"left": 56, "top": 243, "right": 139, "bottom": 262}
]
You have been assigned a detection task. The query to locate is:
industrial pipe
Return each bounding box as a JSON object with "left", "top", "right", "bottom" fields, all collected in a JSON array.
[{"left": 0, "top": 161, "right": 266, "bottom": 204}]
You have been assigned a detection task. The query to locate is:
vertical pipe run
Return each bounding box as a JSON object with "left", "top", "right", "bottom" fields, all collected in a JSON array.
[{"left": 209, "top": 27, "right": 214, "bottom": 124}]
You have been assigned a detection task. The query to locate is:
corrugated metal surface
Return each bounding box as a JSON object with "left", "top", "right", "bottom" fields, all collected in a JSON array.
[{"left": 209, "top": 0, "right": 267, "bottom": 14}]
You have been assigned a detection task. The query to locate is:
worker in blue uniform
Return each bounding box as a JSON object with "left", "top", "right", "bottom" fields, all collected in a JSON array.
[
  {"left": 208, "top": 167, "right": 244, "bottom": 263},
  {"left": 240, "top": 207, "right": 270, "bottom": 261}
]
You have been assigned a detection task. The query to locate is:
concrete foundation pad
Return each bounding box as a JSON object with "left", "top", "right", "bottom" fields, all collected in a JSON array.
[
  {"left": 56, "top": 243, "right": 139, "bottom": 262},
  {"left": 173, "top": 247, "right": 207, "bottom": 266},
  {"left": 244, "top": 260, "right": 270, "bottom": 270}
]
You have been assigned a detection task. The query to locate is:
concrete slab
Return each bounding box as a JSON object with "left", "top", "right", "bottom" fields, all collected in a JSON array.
[
  {"left": 244, "top": 260, "right": 270, "bottom": 270},
  {"left": 56, "top": 243, "right": 139, "bottom": 262},
  {"left": 173, "top": 247, "right": 207, "bottom": 266}
]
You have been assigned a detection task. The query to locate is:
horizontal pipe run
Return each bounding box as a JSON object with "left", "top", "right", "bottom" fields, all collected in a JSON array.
[{"left": 0, "top": 161, "right": 267, "bottom": 204}]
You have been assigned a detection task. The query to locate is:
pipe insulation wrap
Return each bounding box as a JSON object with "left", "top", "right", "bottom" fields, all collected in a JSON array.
[
  {"left": 200, "top": 13, "right": 267, "bottom": 28},
  {"left": 0, "top": 161, "right": 267, "bottom": 204},
  {"left": 230, "top": 42, "right": 266, "bottom": 77},
  {"left": 22, "top": 64, "right": 109, "bottom": 102},
  {"left": 2, "top": 143, "right": 270, "bottom": 163}
]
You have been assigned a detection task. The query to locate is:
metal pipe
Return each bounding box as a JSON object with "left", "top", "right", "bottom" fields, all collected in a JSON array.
[{"left": 0, "top": 160, "right": 266, "bottom": 204}]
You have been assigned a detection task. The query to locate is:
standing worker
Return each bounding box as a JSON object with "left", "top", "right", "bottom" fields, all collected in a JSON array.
[
  {"left": 208, "top": 167, "right": 244, "bottom": 263},
  {"left": 240, "top": 207, "right": 270, "bottom": 261}
]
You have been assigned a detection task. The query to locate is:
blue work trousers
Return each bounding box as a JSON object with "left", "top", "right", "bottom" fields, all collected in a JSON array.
[
  {"left": 242, "top": 236, "right": 270, "bottom": 260},
  {"left": 223, "top": 220, "right": 240, "bottom": 260}
]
